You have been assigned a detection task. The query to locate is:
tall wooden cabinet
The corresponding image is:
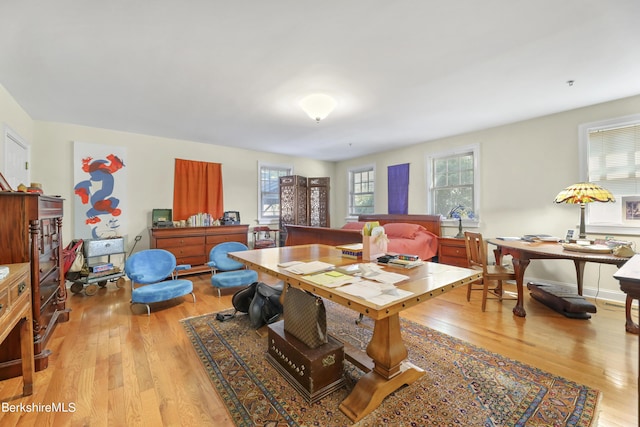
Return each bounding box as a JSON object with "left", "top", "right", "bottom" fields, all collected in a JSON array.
[
  {"left": 0, "top": 193, "right": 69, "bottom": 379},
  {"left": 279, "top": 176, "right": 330, "bottom": 245}
]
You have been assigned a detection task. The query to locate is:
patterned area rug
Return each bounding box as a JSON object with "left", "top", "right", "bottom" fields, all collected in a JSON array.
[{"left": 181, "top": 301, "right": 599, "bottom": 426}]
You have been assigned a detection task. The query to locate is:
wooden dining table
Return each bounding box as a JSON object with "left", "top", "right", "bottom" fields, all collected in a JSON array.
[
  {"left": 487, "top": 239, "right": 629, "bottom": 318},
  {"left": 229, "top": 244, "right": 482, "bottom": 423}
]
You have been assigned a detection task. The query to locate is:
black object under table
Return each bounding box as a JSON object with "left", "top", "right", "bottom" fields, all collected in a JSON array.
[{"left": 527, "top": 282, "right": 597, "bottom": 319}]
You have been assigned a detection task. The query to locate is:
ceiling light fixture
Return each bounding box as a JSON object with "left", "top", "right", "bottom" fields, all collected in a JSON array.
[{"left": 299, "top": 94, "right": 337, "bottom": 123}]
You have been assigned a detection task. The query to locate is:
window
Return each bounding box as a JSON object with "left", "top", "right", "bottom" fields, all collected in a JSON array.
[
  {"left": 579, "top": 114, "right": 640, "bottom": 234},
  {"left": 258, "top": 162, "right": 292, "bottom": 223},
  {"left": 348, "top": 165, "right": 375, "bottom": 216},
  {"left": 427, "top": 144, "right": 480, "bottom": 219}
]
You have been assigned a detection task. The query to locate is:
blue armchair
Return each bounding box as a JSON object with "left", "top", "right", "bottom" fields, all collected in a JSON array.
[
  {"left": 124, "top": 249, "right": 196, "bottom": 315},
  {"left": 208, "top": 242, "right": 258, "bottom": 297}
]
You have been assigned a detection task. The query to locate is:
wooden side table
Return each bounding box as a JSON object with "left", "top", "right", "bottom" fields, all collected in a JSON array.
[
  {"left": 438, "top": 237, "right": 468, "bottom": 267},
  {"left": 0, "top": 263, "right": 34, "bottom": 395},
  {"left": 613, "top": 255, "right": 640, "bottom": 427}
]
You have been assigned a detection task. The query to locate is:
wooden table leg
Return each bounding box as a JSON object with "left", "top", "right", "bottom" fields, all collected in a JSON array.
[
  {"left": 573, "top": 260, "right": 587, "bottom": 296},
  {"left": 20, "top": 313, "right": 34, "bottom": 395},
  {"left": 625, "top": 295, "right": 639, "bottom": 334},
  {"left": 511, "top": 257, "right": 529, "bottom": 317},
  {"left": 339, "top": 314, "right": 425, "bottom": 422}
]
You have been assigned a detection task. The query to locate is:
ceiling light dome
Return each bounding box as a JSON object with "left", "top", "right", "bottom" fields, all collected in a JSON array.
[{"left": 299, "top": 94, "right": 337, "bottom": 123}]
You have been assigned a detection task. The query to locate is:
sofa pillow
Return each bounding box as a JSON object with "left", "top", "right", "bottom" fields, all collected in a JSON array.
[{"left": 383, "top": 223, "right": 424, "bottom": 239}]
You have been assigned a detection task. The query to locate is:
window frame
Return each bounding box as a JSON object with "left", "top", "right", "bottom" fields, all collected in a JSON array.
[
  {"left": 347, "top": 164, "right": 376, "bottom": 219},
  {"left": 426, "top": 143, "right": 480, "bottom": 225},
  {"left": 579, "top": 113, "right": 640, "bottom": 236},
  {"left": 257, "top": 161, "right": 293, "bottom": 224}
]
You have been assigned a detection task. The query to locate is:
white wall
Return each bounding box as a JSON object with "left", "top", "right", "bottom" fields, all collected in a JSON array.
[{"left": 29, "top": 121, "right": 335, "bottom": 251}]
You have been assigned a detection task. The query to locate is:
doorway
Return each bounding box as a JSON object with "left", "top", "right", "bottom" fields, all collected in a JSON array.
[{"left": 3, "top": 125, "right": 30, "bottom": 190}]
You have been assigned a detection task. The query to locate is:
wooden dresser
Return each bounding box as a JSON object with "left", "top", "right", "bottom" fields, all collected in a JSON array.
[
  {"left": 0, "top": 263, "right": 34, "bottom": 395},
  {"left": 150, "top": 225, "right": 249, "bottom": 275},
  {"left": 438, "top": 237, "right": 469, "bottom": 268},
  {"left": 0, "top": 193, "right": 68, "bottom": 379}
]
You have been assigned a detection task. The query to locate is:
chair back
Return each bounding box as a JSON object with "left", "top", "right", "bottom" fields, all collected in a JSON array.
[
  {"left": 209, "top": 241, "right": 249, "bottom": 271},
  {"left": 464, "top": 231, "right": 488, "bottom": 274},
  {"left": 253, "top": 226, "right": 277, "bottom": 249},
  {"left": 125, "top": 249, "right": 177, "bottom": 284}
]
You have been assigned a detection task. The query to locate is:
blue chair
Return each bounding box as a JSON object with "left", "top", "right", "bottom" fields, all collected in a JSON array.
[
  {"left": 208, "top": 242, "right": 258, "bottom": 297},
  {"left": 125, "top": 249, "right": 196, "bottom": 315}
]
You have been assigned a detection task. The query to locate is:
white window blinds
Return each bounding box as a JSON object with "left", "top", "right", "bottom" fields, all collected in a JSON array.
[{"left": 588, "top": 123, "right": 640, "bottom": 195}]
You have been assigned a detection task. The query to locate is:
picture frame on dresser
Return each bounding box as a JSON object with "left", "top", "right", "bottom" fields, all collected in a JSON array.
[{"left": 0, "top": 171, "right": 13, "bottom": 191}]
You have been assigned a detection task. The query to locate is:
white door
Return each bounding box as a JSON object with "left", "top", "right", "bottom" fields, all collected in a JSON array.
[{"left": 4, "top": 126, "right": 30, "bottom": 190}]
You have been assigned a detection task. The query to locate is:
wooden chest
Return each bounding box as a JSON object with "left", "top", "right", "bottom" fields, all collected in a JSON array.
[
  {"left": 438, "top": 237, "right": 469, "bottom": 267},
  {"left": 266, "top": 320, "right": 344, "bottom": 403},
  {"left": 149, "top": 225, "right": 248, "bottom": 275}
]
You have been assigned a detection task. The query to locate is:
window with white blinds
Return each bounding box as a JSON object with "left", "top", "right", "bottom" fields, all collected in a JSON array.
[
  {"left": 588, "top": 123, "right": 640, "bottom": 194},
  {"left": 580, "top": 114, "right": 640, "bottom": 234}
]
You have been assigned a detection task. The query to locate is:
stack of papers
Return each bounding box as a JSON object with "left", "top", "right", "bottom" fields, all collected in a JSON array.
[
  {"left": 282, "top": 261, "right": 335, "bottom": 275},
  {"left": 303, "top": 271, "right": 360, "bottom": 288},
  {"left": 358, "top": 263, "right": 409, "bottom": 284},
  {"left": 338, "top": 281, "right": 413, "bottom": 305},
  {"left": 0, "top": 266, "right": 8, "bottom": 280}
]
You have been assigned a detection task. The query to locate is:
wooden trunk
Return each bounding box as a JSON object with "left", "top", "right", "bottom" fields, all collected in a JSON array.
[{"left": 266, "top": 320, "right": 344, "bottom": 403}]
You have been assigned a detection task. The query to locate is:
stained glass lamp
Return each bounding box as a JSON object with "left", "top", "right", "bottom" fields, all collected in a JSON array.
[
  {"left": 448, "top": 205, "right": 475, "bottom": 238},
  {"left": 553, "top": 182, "right": 615, "bottom": 239}
]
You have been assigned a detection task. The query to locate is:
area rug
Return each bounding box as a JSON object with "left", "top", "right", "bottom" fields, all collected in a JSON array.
[{"left": 181, "top": 301, "right": 600, "bottom": 426}]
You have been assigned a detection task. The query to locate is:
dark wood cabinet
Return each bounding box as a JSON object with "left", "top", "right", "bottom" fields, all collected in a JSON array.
[
  {"left": 279, "top": 176, "right": 330, "bottom": 245},
  {"left": 150, "top": 225, "right": 249, "bottom": 275},
  {"left": 308, "top": 177, "right": 330, "bottom": 228},
  {"left": 438, "top": 237, "right": 469, "bottom": 267},
  {"left": 279, "top": 175, "right": 309, "bottom": 227},
  {"left": 0, "top": 193, "right": 68, "bottom": 379}
]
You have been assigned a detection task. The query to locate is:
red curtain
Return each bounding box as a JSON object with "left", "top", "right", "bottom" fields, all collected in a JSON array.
[{"left": 173, "top": 159, "right": 223, "bottom": 220}]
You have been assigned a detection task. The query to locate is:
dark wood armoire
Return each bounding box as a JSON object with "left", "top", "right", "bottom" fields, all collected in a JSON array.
[
  {"left": 279, "top": 176, "right": 330, "bottom": 244},
  {"left": 0, "top": 193, "right": 69, "bottom": 379}
]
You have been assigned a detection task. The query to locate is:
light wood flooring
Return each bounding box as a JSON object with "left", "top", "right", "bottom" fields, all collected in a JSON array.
[{"left": 0, "top": 272, "right": 637, "bottom": 426}]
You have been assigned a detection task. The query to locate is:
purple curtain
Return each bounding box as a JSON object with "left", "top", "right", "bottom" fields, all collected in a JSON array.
[{"left": 388, "top": 163, "right": 409, "bottom": 214}]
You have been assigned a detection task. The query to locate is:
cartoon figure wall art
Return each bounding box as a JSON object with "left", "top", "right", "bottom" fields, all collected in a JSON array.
[{"left": 73, "top": 142, "right": 127, "bottom": 239}]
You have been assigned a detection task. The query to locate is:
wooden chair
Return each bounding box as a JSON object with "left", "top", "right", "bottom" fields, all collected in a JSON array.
[
  {"left": 252, "top": 226, "right": 279, "bottom": 249},
  {"left": 463, "top": 231, "right": 516, "bottom": 311}
]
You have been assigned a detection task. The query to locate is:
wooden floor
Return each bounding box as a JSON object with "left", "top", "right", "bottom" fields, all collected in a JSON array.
[{"left": 0, "top": 272, "right": 637, "bottom": 426}]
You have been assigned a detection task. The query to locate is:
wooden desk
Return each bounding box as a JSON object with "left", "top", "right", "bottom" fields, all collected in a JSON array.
[
  {"left": 229, "top": 244, "right": 481, "bottom": 422},
  {"left": 0, "top": 263, "right": 34, "bottom": 396},
  {"left": 487, "top": 239, "right": 628, "bottom": 318},
  {"left": 613, "top": 254, "right": 640, "bottom": 427}
]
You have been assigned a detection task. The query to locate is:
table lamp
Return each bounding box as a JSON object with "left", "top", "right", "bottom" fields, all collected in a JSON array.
[
  {"left": 553, "top": 182, "right": 615, "bottom": 239},
  {"left": 448, "top": 205, "right": 475, "bottom": 238}
]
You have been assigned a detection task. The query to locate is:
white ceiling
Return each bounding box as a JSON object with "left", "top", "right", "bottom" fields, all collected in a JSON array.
[{"left": 1, "top": 1, "right": 639, "bottom": 162}]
